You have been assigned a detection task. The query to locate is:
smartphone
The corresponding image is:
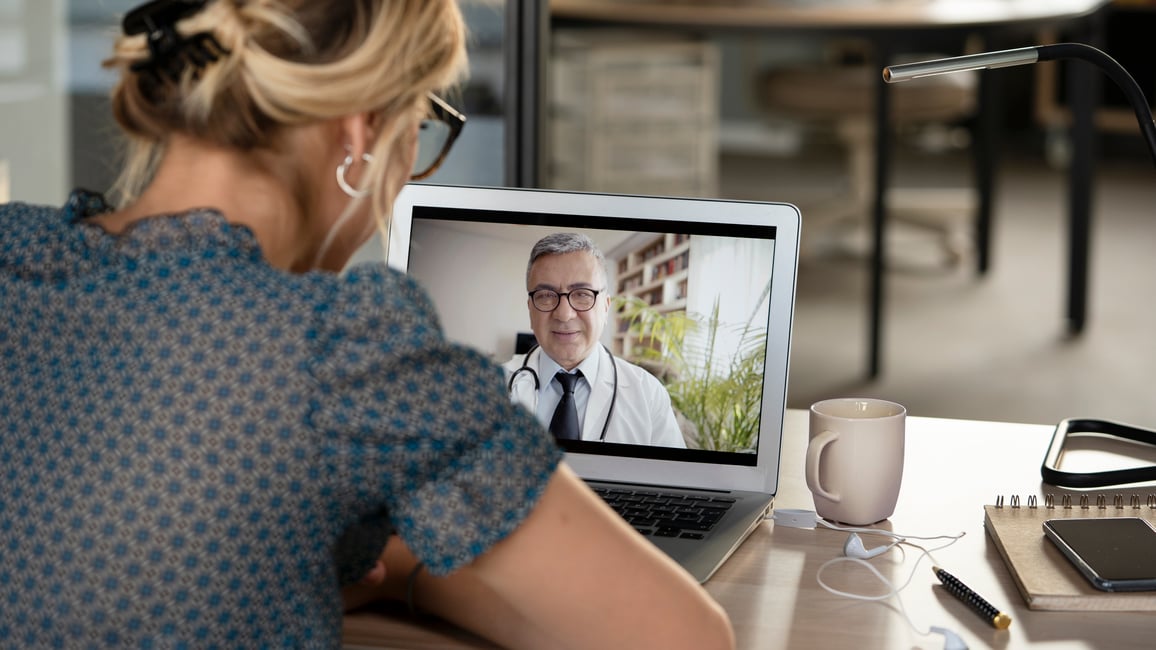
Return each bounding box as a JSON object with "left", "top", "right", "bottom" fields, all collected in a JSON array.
[{"left": 1043, "top": 517, "right": 1156, "bottom": 592}]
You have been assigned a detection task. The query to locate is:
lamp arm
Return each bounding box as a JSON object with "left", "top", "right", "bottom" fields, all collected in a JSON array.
[{"left": 884, "top": 43, "right": 1156, "bottom": 168}]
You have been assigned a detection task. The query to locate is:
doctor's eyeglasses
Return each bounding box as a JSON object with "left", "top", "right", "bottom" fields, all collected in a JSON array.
[
  {"left": 529, "top": 288, "right": 602, "bottom": 312},
  {"left": 411, "top": 93, "right": 466, "bottom": 181}
]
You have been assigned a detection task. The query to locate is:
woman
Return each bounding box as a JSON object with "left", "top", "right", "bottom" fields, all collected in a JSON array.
[{"left": 0, "top": 1, "right": 734, "bottom": 648}]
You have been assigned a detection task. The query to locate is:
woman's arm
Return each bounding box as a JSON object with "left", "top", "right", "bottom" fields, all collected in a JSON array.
[
  {"left": 469, "top": 462, "right": 734, "bottom": 649},
  {"left": 346, "top": 463, "right": 735, "bottom": 650},
  {"left": 343, "top": 536, "right": 558, "bottom": 648}
]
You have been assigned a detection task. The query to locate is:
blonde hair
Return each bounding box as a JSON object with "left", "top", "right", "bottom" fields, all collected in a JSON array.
[{"left": 104, "top": 0, "right": 467, "bottom": 225}]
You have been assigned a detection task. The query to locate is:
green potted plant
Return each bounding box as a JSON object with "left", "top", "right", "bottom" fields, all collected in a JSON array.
[{"left": 613, "top": 282, "right": 769, "bottom": 452}]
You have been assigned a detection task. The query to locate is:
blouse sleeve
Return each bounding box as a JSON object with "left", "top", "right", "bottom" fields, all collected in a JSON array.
[{"left": 308, "top": 265, "right": 562, "bottom": 576}]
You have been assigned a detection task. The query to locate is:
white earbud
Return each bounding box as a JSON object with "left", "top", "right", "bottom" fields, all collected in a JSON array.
[
  {"left": 930, "top": 626, "right": 969, "bottom": 650},
  {"left": 842, "top": 532, "right": 894, "bottom": 559}
]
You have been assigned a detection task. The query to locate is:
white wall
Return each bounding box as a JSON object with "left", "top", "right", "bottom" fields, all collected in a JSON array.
[
  {"left": 409, "top": 221, "right": 534, "bottom": 360},
  {"left": 686, "top": 236, "right": 775, "bottom": 374},
  {"left": 1, "top": 0, "right": 67, "bottom": 203},
  {"left": 356, "top": 219, "right": 632, "bottom": 362}
]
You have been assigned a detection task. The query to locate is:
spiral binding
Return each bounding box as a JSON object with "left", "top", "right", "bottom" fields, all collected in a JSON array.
[{"left": 993, "top": 493, "right": 1156, "bottom": 509}]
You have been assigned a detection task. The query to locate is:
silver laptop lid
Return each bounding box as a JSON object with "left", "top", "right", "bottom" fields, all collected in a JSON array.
[{"left": 386, "top": 184, "right": 799, "bottom": 495}]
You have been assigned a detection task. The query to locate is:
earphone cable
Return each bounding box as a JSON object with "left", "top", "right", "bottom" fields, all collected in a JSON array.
[
  {"left": 816, "top": 516, "right": 967, "bottom": 543},
  {"left": 815, "top": 532, "right": 966, "bottom": 643}
]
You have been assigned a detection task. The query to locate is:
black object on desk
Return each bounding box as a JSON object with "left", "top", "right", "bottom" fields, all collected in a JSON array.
[{"left": 1042, "top": 418, "right": 1156, "bottom": 488}]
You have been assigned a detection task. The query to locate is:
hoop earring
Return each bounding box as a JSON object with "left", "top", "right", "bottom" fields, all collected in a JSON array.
[{"left": 336, "top": 152, "right": 374, "bottom": 198}]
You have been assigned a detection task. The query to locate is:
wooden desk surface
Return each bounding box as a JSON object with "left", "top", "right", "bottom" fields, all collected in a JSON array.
[
  {"left": 344, "top": 410, "right": 1152, "bottom": 649},
  {"left": 550, "top": 0, "right": 1110, "bottom": 31}
]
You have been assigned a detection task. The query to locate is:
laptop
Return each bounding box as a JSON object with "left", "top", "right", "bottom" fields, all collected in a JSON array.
[{"left": 385, "top": 184, "right": 800, "bottom": 582}]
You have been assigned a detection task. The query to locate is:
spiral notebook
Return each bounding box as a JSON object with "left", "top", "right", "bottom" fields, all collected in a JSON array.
[{"left": 985, "top": 494, "right": 1156, "bottom": 611}]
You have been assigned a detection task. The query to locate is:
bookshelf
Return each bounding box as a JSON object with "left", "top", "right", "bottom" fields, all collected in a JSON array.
[{"left": 612, "top": 233, "right": 691, "bottom": 356}]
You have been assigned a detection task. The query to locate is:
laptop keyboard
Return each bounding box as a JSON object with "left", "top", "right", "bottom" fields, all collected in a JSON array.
[{"left": 591, "top": 486, "right": 736, "bottom": 540}]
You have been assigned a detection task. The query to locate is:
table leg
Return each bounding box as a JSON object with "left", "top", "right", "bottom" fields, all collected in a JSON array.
[
  {"left": 975, "top": 64, "right": 998, "bottom": 275},
  {"left": 1066, "top": 14, "right": 1104, "bottom": 335},
  {"left": 869, "top": 44, "right": 894, "bottom": 379},
  {"left": 1067, "top": 67, "right": 1092, "bottom": 334}
]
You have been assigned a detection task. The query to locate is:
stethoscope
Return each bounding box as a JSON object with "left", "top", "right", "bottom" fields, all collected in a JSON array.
[{"left": 507, "top": 343, "right": 619, "bottom": 442}]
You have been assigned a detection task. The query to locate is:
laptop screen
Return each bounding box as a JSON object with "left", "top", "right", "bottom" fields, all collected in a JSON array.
[{"left": 388, "top": 185, "right": 798, "bottom": 494}]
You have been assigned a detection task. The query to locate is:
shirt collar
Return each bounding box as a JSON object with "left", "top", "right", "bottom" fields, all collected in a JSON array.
[
  {"left": 538, "top": 345, "right": 602, "bottom": 388},
  {"left": 62, "top": 189, "right": 263, "bottom": 260}
]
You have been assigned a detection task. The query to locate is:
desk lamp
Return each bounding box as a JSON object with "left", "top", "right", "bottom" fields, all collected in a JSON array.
[
  {"left": 883, "top": 43, "right": 1156, "bottom": 167},
  {"left": 885, "top": 44, "right": 1156, "bottom": 488}
]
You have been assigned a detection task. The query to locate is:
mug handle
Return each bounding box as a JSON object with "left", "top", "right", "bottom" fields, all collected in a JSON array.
[{"left": 805, "top": 430, "right": 841, "bottom": 503}]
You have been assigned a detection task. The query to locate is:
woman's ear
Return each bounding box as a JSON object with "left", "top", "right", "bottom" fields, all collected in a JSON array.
[{"left": 339, "top": 112, "right": 377, "bottom": 159}]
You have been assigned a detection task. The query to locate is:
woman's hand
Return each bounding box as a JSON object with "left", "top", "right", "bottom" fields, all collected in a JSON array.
[
  {"left": 342, "top": 536, "right": 418, "bottom": 611},
  {"left": 358, "top": 559, "right": 387, "bottom": 586}
]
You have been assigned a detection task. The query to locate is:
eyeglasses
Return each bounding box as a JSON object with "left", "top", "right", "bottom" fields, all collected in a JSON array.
[
  {"left": 529, "top": 288, "right": 603, "bottom": 312},
  {"left": 411, "top": 93, "right": 466, "bottom": 181}
]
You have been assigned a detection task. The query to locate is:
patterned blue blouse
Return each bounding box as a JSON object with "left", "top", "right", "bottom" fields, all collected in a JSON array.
[{"left": 0, "top": 191, "right": 562, "bottom": 648}]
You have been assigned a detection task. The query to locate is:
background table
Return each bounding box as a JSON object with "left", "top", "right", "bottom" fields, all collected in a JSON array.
[
  {"left": 343, "top": 409, "right": 1155, "bottom": 649},
  {"left": 548, "top": 0, "right": 1112, "bottom": 380}
]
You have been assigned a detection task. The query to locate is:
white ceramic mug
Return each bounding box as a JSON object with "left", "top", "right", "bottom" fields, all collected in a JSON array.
[{"left": 806, "top": 398, "right": 906, "bottom": 526}]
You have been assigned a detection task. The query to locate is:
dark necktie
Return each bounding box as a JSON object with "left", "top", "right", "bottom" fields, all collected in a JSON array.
[{"left": 549, "top": 371, "right": 582, "bottom": 441}]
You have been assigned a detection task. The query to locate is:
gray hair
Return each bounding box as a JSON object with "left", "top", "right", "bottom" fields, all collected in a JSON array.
[{"left": 526, "top": 232, "right": 609, "bottom": 290}]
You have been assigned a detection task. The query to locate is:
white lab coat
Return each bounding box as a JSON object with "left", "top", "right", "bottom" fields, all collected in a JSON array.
[{"left": 503, "top": 345, "right": 687, "bottom": 448}]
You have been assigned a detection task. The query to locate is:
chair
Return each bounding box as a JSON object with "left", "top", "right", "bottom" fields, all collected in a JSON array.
[{"left": 760, "top": 53, "right": 978, "bottom": 269}]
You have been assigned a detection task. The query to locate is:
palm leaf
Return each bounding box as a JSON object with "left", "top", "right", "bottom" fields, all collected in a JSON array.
[{"left": 613, "top": 280, "right": 770, "bottom": 452}]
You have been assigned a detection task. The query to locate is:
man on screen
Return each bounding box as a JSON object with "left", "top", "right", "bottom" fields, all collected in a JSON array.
[{"left": 504, "top": 232, "right": 687, "bottom": 448}]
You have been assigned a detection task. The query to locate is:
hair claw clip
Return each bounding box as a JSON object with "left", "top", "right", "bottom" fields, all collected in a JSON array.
[{"left": 124, "top": 0, "right": 228, "bottom": 84}]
